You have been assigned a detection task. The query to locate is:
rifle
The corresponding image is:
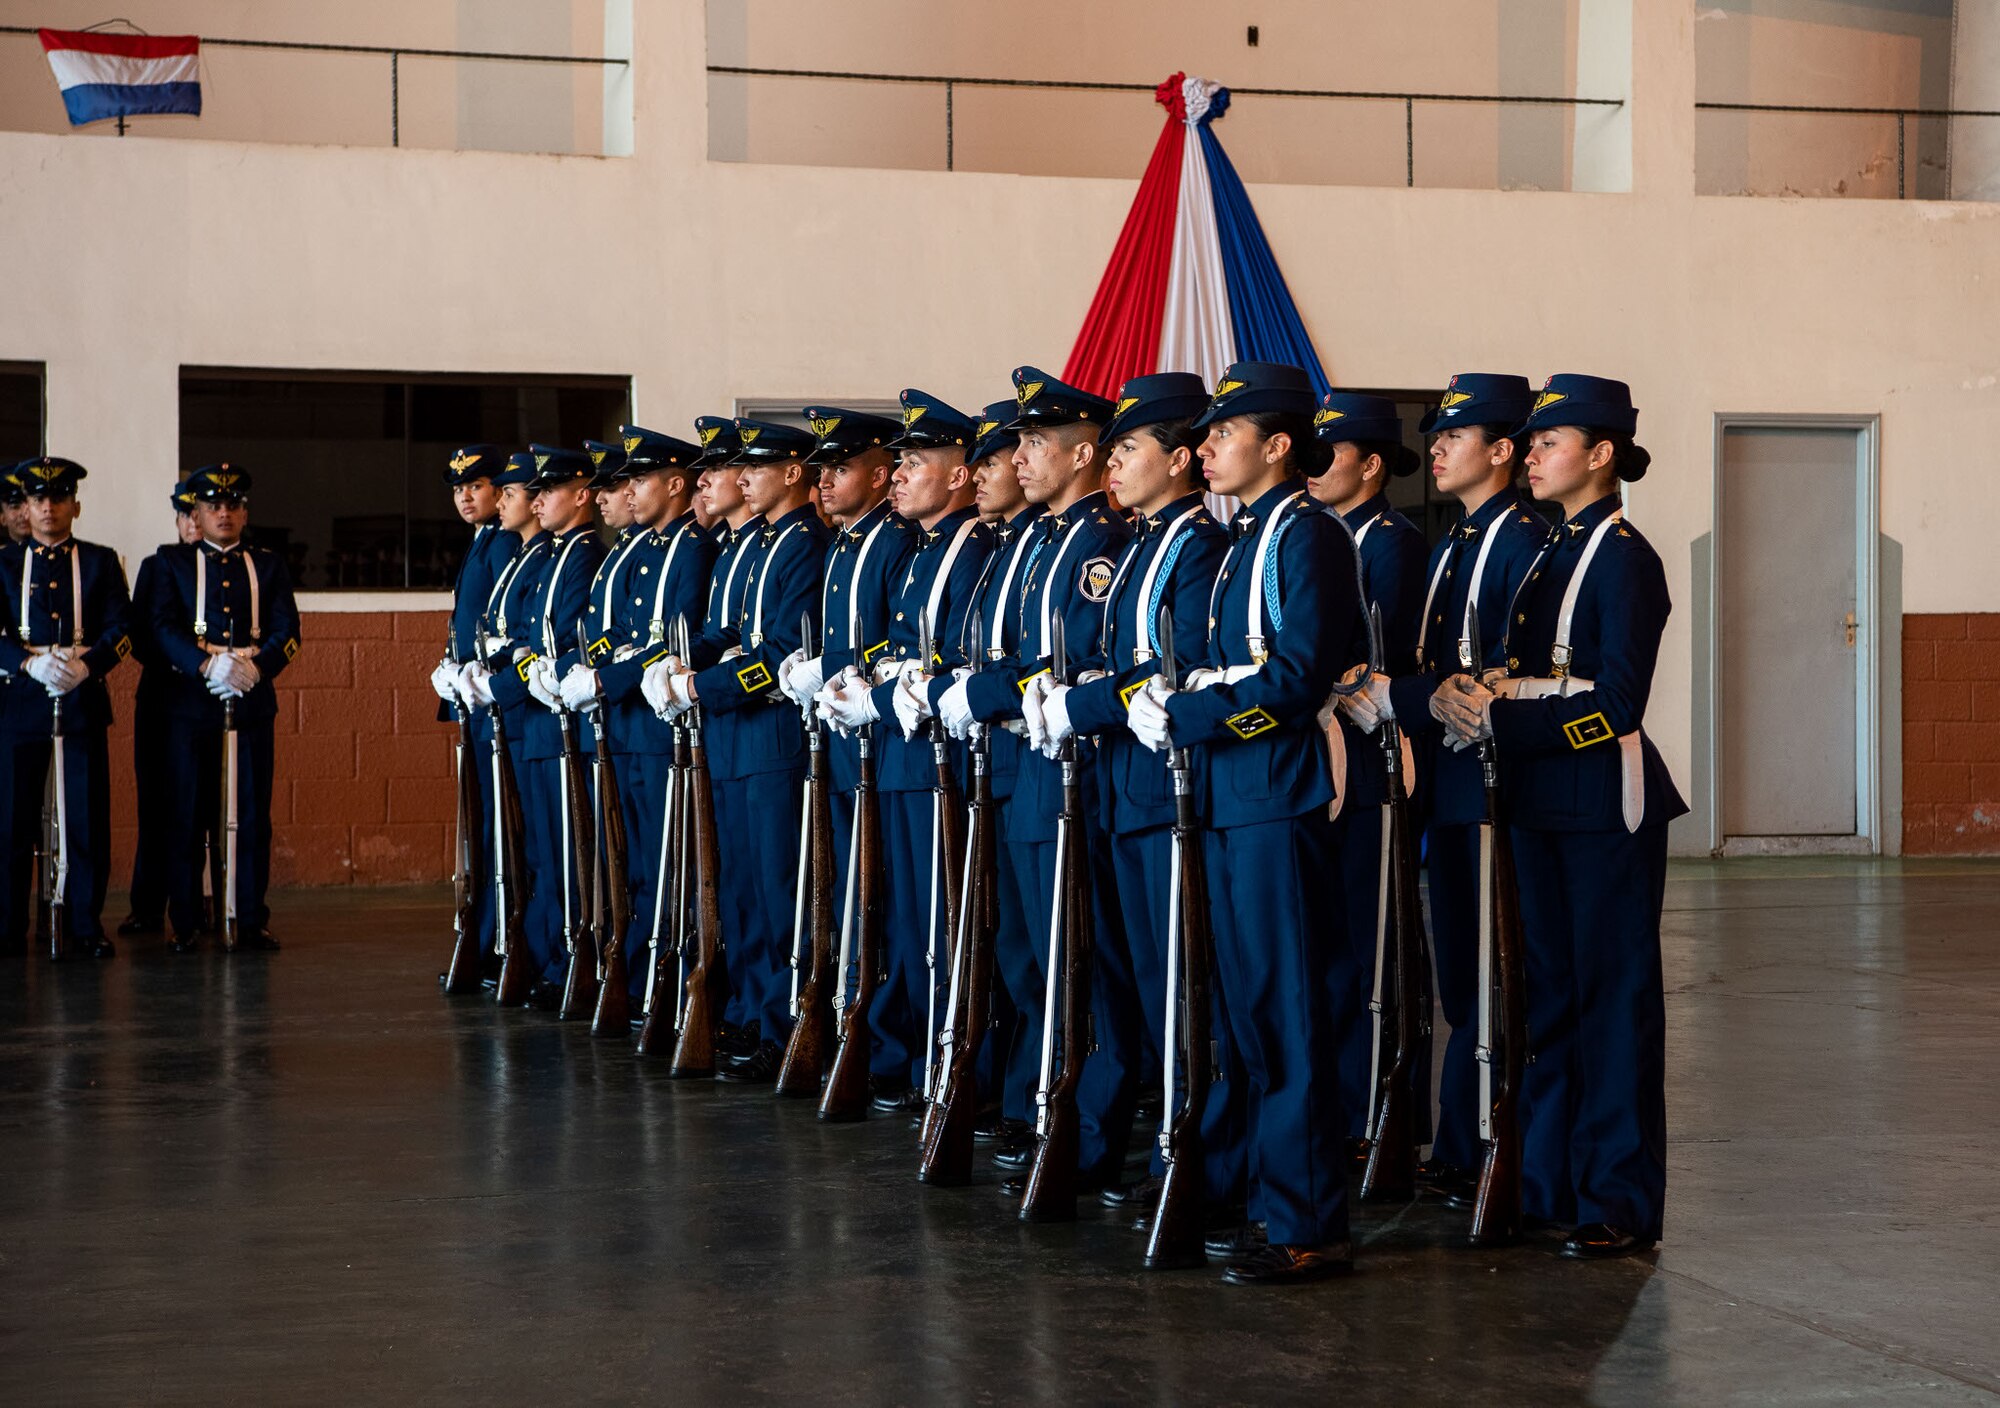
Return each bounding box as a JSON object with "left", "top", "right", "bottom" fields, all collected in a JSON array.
[
  {"left": 917, "top": 609, "right": 967, "bottom": 1147},
  {"left": 483, "top": 626, "right": 533, "bottom": 1008},
  {"left": 818, "top": 714, "right": 883, "bottom": 1122},
  {"left": 919, "top": 714, "right": 996, "bottom": 1184},
  {"left": 634, "top": 673, "right": 688, "bottom": 1057},
  {"left": 1020, "top": 614, "right": 1093, "bottom": 1223},
  {"left": 582, "top": 624, "right": 632, "bottom": 1037},
  {"left": 442, "top": 625, "right": 484, "bottom": 993},
  {"left": 219, "top": 621, "right": 241, "bottom": 953},
  {"left": 1361, "top": 603, "right": 1429, "bottom": 1201},
  {"left": 1144, "top": 608, "right": 1216, "bottom": 1268},
  {"left": 670, "top": 616, "right": 729, "bottom": 1078},
  {"left": 777, "top": 614, "right": 838, "bottom": 1097},
  {"left": 551, "top": 616, "right": 599, "bottom": 1021},
  {"left": 1467, "top": 613, "right": 1527, "bottom": 1245},
  {"left": 42, "top": 666, "right": 70, "bottom": 961}
]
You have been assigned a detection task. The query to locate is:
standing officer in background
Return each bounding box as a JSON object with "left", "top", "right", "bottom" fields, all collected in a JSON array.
[
  {"left": 1338, "top": 372, "right": 1544, "bottom": 1200},
  {"left": 1127, "top": 362, "right": 1363, "bottom": 1284},
  {"left": 1307, "top": 393, "right": 1428, "bottom": 1155},
  {"left": 647, "top": 420, "right": 829, "bottom": 1082},
  {"left": 560, "top": 427, "right": 715, "bottom": 1012},
  {"left": 0, "top": 457, "right": 132, "bottom": 959},
  {"left": 428, "top": 446, "right": 517, "bottom": 972},
  {"left": 1, "top": 468, "right": 28, "bottom": 545},
  {"left": 121, "top": 482, "right": 202, "bottom": 937},
  {"left": 147, "top": 465, "right": 302, "bottom": 953},
  {"left": 1433, "top": 375, "right": 1684, "bottom": 1260}
]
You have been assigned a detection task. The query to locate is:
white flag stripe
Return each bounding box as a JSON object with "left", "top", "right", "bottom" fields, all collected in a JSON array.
[
  {"left": 1157, "top": 118, "right": 1236, "bottom": 389},
  {"left": 45, "top": 49, "right": 199, "bottom": 92}
]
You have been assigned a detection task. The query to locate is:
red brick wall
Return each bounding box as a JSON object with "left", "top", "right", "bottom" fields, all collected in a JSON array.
[
  {"left": 106, "top": 609, "right": 457, "bottom": 888},
  {"left": 1902, "top": 613, "right": 2000, "bottom": 855}
]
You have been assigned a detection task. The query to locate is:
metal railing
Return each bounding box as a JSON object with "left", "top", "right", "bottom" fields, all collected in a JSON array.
[
  {"left": 1695, "top": 100, "right": 1999, "bottom": 199},
  {"left": 708, "top": 64, "right": 1623, "bottom": 187},
  {"left": 0, "top": 24, "right": 627, "bottom": 146}
]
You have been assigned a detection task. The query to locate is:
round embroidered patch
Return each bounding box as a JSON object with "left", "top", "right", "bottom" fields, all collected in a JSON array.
[{"left": 1079, "top": 555, "right": 1115, "bottom": 603}]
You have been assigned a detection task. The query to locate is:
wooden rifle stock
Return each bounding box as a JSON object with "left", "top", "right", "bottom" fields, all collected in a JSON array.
[
  {"left": 42, "top": 687, "right": 70, "bottom": 962},
  {"left": 1145, "top": 737, "right": 1214, "bottom": 1268},
  {"left": 1469, "top": 754, "right": 1527, "bottom": 1245},
  {"left": 634, "top": 720, "right": 689, "bottom": 1058},
  {"left": 1020, "top": 731, "right": 1093, "bottom": 1223},
  {"left": 916, "top": 716, "right": 967, "bottom": 1148},
  {"left": 1360, "top": 718, "right": 1427, "bottom": 1201},
  {"left": 670, "top": 705, "right": 727, "bottom": 1078},
  {"left": 587, "top": 705, "right": 633, "bottom": 1037},
  {"left": 819, "top": 725, "right": 883, "bottom": 1122},
  {"left": 919, "top": 723, "right": 995, "bottom": 1185},
  {"left": 776, "top": 717, "right": 838, "bottom": 1097},
  {"left": 490, "top": 705, "right": 533, "bottom": 1008},
  {"left": 555, "top": 705, "right": 599, "bottom": 1021},
  {"left": 442, "top": 688, "right": 484, "bottom": 993}
]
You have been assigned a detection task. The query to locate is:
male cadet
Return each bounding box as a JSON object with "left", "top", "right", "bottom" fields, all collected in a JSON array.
[
  {"left": 1, "top": 467, "right": 29, "bottom": 545},
  {"left": 147, "top": 465, "right": 302, "bottom": 952},
  {"left": 645, "top": 419, "right": 829, "bottom": 1082},
  {"left": 560, "top": 427, "right": 716, "bottom": 1012},
  {"left": 1338, "top": 372, "right": 1545, "bottom": 1199},
  {"left": 938, "top": 366, "right": 1132, "bottom": 1194},
  {"left": 780, "top": 408, "right": 911, "bottom": 931},
  {"left": 0, "top": 457, "right": 132, "bottom": 958},
  {"left": 427, "top": 445, "right": 518, "bottom": 976},
  {"left": 1035, "top": 373, "right": 1233, "bottom": 1211},
  {"left": 819, "top": 392, "right": 993, "bottom": 1108},
  {"left": 457, "top": 452, "right": 544, "bottom": 988},
  {"left": 1307, "top": 394, "right": 1429, "bottom": 1154},
  {"left": 120, "top": 482, "right": 202, "bottom": 936}
]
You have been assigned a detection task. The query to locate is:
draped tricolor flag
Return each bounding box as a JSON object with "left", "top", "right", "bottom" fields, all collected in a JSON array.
[
  {"left": 38, "top": 29, "right": 202, "bottom": 128},
  {"left": 1064, "top": 74, "right": 1327, "bottom": 400}
]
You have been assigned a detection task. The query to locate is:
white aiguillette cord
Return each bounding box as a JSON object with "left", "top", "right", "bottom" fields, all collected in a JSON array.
[
  {"left": 192, "top": 543, "right": 260, "bottom": 652},
  {"left": 19, "top": 542, "right": 85, "bottom": 650}
]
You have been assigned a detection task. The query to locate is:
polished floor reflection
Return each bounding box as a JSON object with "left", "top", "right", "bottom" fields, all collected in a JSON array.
[{"left": 3, "top": 860, "right": 1998, "bottom": 1405}]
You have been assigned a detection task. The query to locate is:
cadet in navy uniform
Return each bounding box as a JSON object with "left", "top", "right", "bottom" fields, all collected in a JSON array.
[
  {"left": 427, "top": 445, "right": 518, "bottom": 973},
  {"left": 1039, "top": 373, "right": 1236, "bottom": 1210},
  {"left": 120, "top": 482, "right": 203, "bottom": 936},
  {"left": 0, "top": 458, "right": 132, "bottom": 958},
  {"left": 1304, "top": 394, "right": 1428, "bottom": 1150},
  {"left": 1339, "top": 372, "right": 1547, "bottom": 1199},
  {"left": 647, "top": 420, "right": 830, "bottom": 1083},
  {"left": 1434, "top": 375, "right": 1684, "bottom": 1260},
  {"left": 819, "top": 392, "right": 993, "bottom": 1106},
  {"left": 560, "top": 427, "right": 715, "bottom": 1011},
  {"left": 1127, "top": 362, "right": 1364, "bottom": 1284},
  {"left": 468, "top": 447, "right": 603, "bottom": 1007},
  {"left": 147, "top": 465, "right": 301, "bottom": 952},
  {"left": 0, "top": 468, "right": 27, "bottom": 544},
  {"left": 930, "top": 403, "right": 1041, "bottom": 1149},
  {"left": 939, "top": 366, "right": 1131, "bottom": 1193}
]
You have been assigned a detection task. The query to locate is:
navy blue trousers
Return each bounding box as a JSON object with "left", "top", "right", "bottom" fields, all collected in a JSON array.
[
  {"left": 1511, "top": 823, "right": 1669, "bottom": 1242},
  {"left": 462, "top": 736, "right": 497, "bottom": 963},
  {"left": 618, "top": 750, "right": 672, "bottom": 1005},
  {"left": 997, "top": 830, "right": 1049, "bottom": 1126},
  {"left": 1424, "top": 821, "right": 1483, "bottom": 1168},
  {"left": 520, "top": 757, "right": 572, "bottom": 985},
  {"left": 710, "top": 767, "right": 804, "bottom": 1046},
  {"left": 163, "top": 718, "right": 275, "bottom": 936},
  {"left": 1204, "top": 812, "right": 1351, "bottom": 1248},
  {"left": 1, "top": 729, "right": 112, "bottom": 942},
  {"left": 871, "top": 789, "right": 944, "bottom": 1088},
  {"left": 126, "top": 689, "right": 170, "bottom": 924}
]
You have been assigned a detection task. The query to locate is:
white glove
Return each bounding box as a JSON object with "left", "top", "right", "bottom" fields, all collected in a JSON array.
[
  {"left": 49, "top": 656, "right": 89, "bottom": 694},
  {"left": 1336, "top": 671, "right": 1394, "bottom": 731},
  {"left": 527, "top": 656, "right": 560, "bottom": 711},
  {"left": 459, "top": 661, "right": 495, "bottom": 709},
  {"left": 558, "top": 665, "right": 601, "bottom": 713},
  {"left": 938, "top": 671, "right": 975, "bottom": 739},
  {"left": 25, "top": 654, "right": 64, "bottom": 692},
  {"left": 202, "top": 652, "right": 258, "bottom": 698},
  {"left": 641, "top": 659, "right": 673, "bottom": 716},
  {"left": 1431, "top": 675, "right": 1496, "bottom": 744},
  {"left": 1038, "top": 682, "right": 1074, "bottom": 759},
  {"left": 780, "top": 649, "right": 827, "bottom": 708},
  {"left": 429, "top": 658, "right": 460, "bottom": 702},
  {"left": 816, "top": 669, "right": 879, "bottom": 733},
  {"left": 892, "top": 670, "right": 933, "bottom": 739},
  {"left": 662, "top": 669, "right": 698, "bottom": 720},
  {"left": 1184, "top": 667, "right": 1222, "bottom": 691},
  {"left": 1020, "top": 672, "right": 1052, "bottom": 753},
  {"left": 1127, "top": 678, "right": 1174, "bottom": 753}
]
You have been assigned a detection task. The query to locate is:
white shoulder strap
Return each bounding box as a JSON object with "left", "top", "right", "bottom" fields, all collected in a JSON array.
[{"left": 1552, "top": 509, "right": 1623, "bottom": 676}]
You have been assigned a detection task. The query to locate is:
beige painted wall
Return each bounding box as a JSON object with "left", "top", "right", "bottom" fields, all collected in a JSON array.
[{"left": 1, "top": 0, "right": 1995, "bottom": 858}]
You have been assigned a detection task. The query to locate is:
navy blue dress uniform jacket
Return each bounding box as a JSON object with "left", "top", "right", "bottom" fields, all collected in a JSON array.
[
  {"left": 476, "top": 531, "right": 551, "bottom": 756},
  {"left": 484, "top": 526, "right": 605, "bottom": 764},
  {"left": 0, "top": 539, "right": 133, "bottom": 734},
  {"left": 1063, "top": 492, "right": 1226, "bottom": 834},
  {"left": 818, "top": 501, "right": 915, "bottom": 795},
  {"left": 962, "top": 490, "right": 1131, "bottom": 842},
  {"left": 440, "top": 522, "right": 518, "bottom": 742},
  {"left": 1387, "top": 488, "right": 1548, "bottom": 825},
  {"left": 934, "top": 505, "right": 1046, "bottom": 802},
  {"left": 144, "top": 541, "right": 302, "bottom": 723},
  {"left": 1164, "top": 486, "right": 1364, "bottom": 826},
  {"left": 1490, "top": 494, "right": 1688, "bottom": 832},
  {"left": 589, "top": 514, "right": 717, "bottom": 757},
  {"left": 690, "top": 505, "right": 831, "bottom": 782},
  {"left": 1327, "top": 494, "right": 1424, "bottom": 810}
]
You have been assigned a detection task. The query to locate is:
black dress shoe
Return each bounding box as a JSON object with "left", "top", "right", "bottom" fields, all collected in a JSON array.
[
  {"left": 526, "top": 981, "right": 563, "bottom": 1012},
  {"left": 1204, "top": 1222, "right": 1267, "bottom": 1259},
  {"left": 717, "top": 1042, "right": 780, "bottom": 1084},
  {"left": 870, "top": 1085, "right": 923, "bottom": 1115},
  {"left": 992, "top": 1143, "right": 1033, "bottom": 1171},
  {"left": 974, "top": 1115, "right": 1026, "bottom": 1145},
  {"left": 239, "top": 929, "right": 280, "bottom": 952},
  {"left": 1417, "top": 1155, "right": 1471, "bottom": 1186},
  {"left": 715, "top": 1023, "right": 759, "bottom": 1059},
  {"left": 998, "top": 1175, "right": 1026, "bottom": 1199},
  {"left": 1220, "top": 1241, "right": 1354, "bottom": 1286},
  {"left": 1098, "top": 1176, "right": 1162, "bottom": 1209},
  {"left": 1560, "top": 1222, "right": 1653, "bottom": 1260},
  {"left": 81, "top": 936, "right": 116, "bottom": 960},
  {"left": 117, "top": 913, "right": 161, "bottom": 936},
  {"left": 169, "top": 933, "right": 199, "bottom": 954}
]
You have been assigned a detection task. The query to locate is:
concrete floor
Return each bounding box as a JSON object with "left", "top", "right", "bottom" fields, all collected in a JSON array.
[{"left": 2, "top": 859, "right": 1998, "bottom": 1406}]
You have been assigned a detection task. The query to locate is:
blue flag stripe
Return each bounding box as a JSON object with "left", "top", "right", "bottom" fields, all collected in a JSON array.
[{"left": 60, "top": 82, "right": 202, "bottom": 127}]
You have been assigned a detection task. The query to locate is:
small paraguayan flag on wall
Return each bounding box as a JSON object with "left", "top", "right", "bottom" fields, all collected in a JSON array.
[{"left": 38, "top": 28, "right": 202, "bottom": 127}]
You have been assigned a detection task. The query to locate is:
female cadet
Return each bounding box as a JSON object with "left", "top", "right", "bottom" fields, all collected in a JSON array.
[
  {"left": 1433, "top": 375, "right": 1685, "bottom": 1260},
  {"left": 1306, "top": 393, "right": 1428, "bottom": 1156},
  {"left": 1127, "top": 361, "right": 1365, "bottom": 1286}
]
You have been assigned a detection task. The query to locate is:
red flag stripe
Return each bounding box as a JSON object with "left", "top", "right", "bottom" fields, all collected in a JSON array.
[
  {"left": 38, "top": 28, "right": 200, "bottom": 60},
  {"left": 1060, "top": 112, "right": 1183, "bottom": 400}
]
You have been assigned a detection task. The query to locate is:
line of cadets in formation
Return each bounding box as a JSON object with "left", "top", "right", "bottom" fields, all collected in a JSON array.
[
  {"left": 433, "top": 362, "right": 1686, "bottom": 1287},
  {"left": 0, "top": 461, "right": 301, "bottom": 959}
]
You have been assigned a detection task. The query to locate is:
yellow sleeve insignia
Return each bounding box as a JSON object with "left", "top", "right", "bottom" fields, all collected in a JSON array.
[
  {"left": 736, "top": 660, "right": 773, "bottom": 694},
  {"left": 1224, "top": 707, "right": 1277, "bottom": 740},
  {"left": 1563, "top": 711, "right": 1614, "bottom": 749}
]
